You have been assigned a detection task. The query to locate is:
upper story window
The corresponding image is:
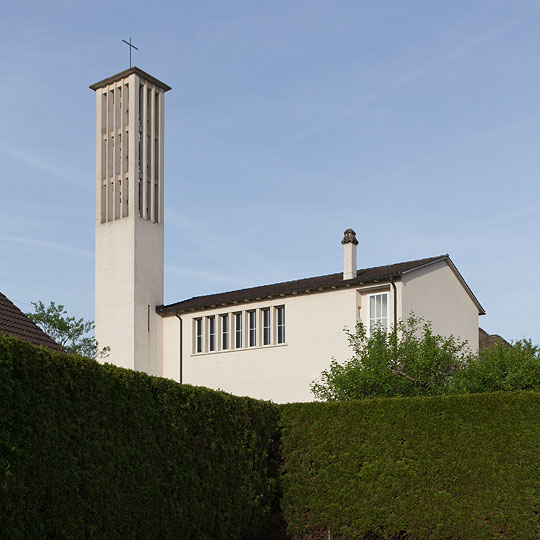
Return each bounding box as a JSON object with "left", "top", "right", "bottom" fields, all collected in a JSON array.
[
  {"left": 221, "top": 314, "right": 229, "bottom": 350},
  {"left": 369, "top": 293, "right": 388, "bottom": 333},
  {"left": 276, "top": 306, "right": 285, "bottom": 344},
  {"left": 248, "top": 310, "right": 256, "bottom": 347},
  {"left": 208, "top": 316, "right": 216, "bottom": 352},
  {"left": 234, "top": 312, "right": 243, "bottom": 349},
  {"left": 195, "top": 318, "right": 203, "bottom": 353},
  {"left": 262, "top": 308, "right": 270, "bottom": 346}
]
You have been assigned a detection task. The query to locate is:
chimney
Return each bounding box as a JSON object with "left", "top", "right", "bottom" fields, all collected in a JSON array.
[{"left": 341, "top": 228, "right": 358, "bottom": 280}]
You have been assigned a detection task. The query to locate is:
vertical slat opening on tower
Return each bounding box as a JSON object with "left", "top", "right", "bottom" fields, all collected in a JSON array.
[
  {"left": 93, "top": 69, "right": 169, "bottom": 224},
  {"left": 154, "top": 91, "right": 159, "bottom": 223},
  {"left": 158, "top": 91, "right": 164, "bottom": 227},
  {"left": 138, "top": 83, "right": 144, "bottom": 217},
  {"left": 114, "top": 85, "right": 121, "bottom": 220},
  {"left": 100, "top": 92, "right": 107, "bottom": 223},
  {"left": 146, "top": 87, "right": 152, "bottom": 220},
  {"left": 122, "top": 82, "right": 130, "bottom": 218},
  {"left": 149, "top": 86, "right": 155, "bottom": 223},
  {"left": 107, "top": 88, "right": 114, "bottom": 222}
]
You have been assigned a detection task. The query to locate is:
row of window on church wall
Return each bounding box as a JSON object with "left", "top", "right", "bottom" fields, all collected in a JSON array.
[{"left": 193, "top": 306, "right": 285, "bottom": 354}]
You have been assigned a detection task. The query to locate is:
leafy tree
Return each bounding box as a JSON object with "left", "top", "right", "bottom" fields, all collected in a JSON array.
[
  {"left": 454, "top": 339, "right": 540, "bottom": 394},
  {"left": 27, "top": 301, "right": 110, "bottom": 359},
  {"left": 311, "top": 315, "right": 473, "bottom": 401}
]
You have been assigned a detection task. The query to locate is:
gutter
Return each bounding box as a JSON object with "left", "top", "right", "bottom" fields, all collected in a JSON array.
[
  {"left": 175, "top": 314, "right": 183, "bottom": 384},
  {"left": 389, "top": 277, "right": 397, "bottom": 328}
]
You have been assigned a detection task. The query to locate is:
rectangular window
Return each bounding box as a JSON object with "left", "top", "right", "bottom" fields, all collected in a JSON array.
[
  {"left": 276, "top": 306, "right": 285, "bottom": 344},
  {"left": 234, "top": 312, "right": 242, "bottom": 349},
  {"left": 369, "top": 293, "right": 388, "bottom": 333},
  {"left": 208, "top": 316, "right": 215, "bottom": 352},
  {"left": 262, "top": 308, "right": 270, "bottom": 345},
  {"left": 195, "top": 318, "right": 203, "bottom": 353},
  {"left": 221, "top": 314, "right": 229, "bottom": 350},
  {"left": 248, "top": 311, "right": 256, "bottom": 347}
]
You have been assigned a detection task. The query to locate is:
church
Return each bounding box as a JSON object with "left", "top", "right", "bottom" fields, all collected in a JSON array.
[{"left": 91, "top": 67, "right": 484, "bottom": 403}]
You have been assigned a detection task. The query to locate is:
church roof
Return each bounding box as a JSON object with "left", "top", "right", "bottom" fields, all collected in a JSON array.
[
  {"left": 158, "top": 254, "right": 484, "bottom": 315},
  {"left": 0, "top": 292, "right": 63, "bottom": 352}
]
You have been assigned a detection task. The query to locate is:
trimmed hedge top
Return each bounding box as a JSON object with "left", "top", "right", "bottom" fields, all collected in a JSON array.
[
  {"left": 280, "top": 392, "right": 540, "bottom": 540},
  {"left": 0, "top": 335, "right": 279, "bottom": 540}
]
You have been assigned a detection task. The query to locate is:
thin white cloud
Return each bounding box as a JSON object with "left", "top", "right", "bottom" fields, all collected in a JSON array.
[
  {"left": 165, "top": 264, "right": 248, "bottom": 288},
  {"left": 260, "top": 10, "right": 534, "bottom": 159},
  {"left": 0, "top": 140, "right": 92, "bottom": 191},
  {"left": 0, "top": 273, "right": 92, "bottom": 310},
  {"left": 368, "top": 114, "right": 540, "bottom": 184},
  {"left": 165, "top": 209, "right": 283, "bottom": 275},
  {"left": 0, "top": 234, "right": 93, "bottom": 259},
  {"left": 369, "top": 115, "right": 540, "bottom": 186}
]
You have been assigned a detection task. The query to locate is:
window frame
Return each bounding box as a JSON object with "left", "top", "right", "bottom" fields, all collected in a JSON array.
[
  {"left": 368, "top": 292, "right": 389, "bottom": 335},
  {"left": 234, "top": 312, "right": 243, "bottom": 349},
  {"left": 220, "top": 313, "right": 229, "bottom": 350},
  {"left": 262, "top": 307, "right": 271, "bottom": 346},
  {"left": 195, "top": 318, "right": 203, "bottom": 353},
  {"left": 276, "top": 306, "right": 285, "bottom": 344},
  {"left": 208, "top": 316, "right": 216, "bottom": 352},
  {"left": 248, "top": 310, "right": 256, "bottom": 347}
]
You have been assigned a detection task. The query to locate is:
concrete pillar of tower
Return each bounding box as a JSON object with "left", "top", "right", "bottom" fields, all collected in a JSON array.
[{"left": 90, "top": 67, "right": 171, "bottom": 376}]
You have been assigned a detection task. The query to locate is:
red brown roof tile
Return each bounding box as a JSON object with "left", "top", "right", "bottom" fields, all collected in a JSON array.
[{"left": 0, "top": 292, "right": 63, "bottom": 352}]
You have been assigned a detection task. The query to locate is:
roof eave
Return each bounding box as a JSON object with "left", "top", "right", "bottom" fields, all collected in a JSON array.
[
  {"left": 156, "top": 274, "right": 403, "bottom": 317},
  {"left": 90, "top": 66, "right": 172, "bottom": 92}
]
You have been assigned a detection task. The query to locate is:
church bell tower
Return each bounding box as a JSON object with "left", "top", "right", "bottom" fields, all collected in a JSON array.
[{"left": 90, "top": 67, "right": 171, "bottom": 375}]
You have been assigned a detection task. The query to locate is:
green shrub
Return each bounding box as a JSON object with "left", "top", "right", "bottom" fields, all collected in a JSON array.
[
  {"left": 0, "top": 335, "right": 279, "bottom": 539},
  {"left": 311, "top": 316, "right": 473, "bottom": 401},
  {"left": 280, "top": 392, "right": 540, "bottom": 540},
  {"left": 454, "top": 339, "right": 540, "bottom": 394}
]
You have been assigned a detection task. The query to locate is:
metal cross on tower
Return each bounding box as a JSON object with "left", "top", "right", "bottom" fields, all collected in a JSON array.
[{"left": 122, "top": 37, "right": 139, "bottom": 68}]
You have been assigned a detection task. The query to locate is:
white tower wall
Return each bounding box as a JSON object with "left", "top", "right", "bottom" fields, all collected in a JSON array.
[{"left": 91, "top": 68, "right": 170, "bottom": 376}]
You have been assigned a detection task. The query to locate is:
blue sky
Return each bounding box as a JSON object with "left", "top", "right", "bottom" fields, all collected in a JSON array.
[{"left": 1, "top": 0, "right": 539, "bottom": 345}]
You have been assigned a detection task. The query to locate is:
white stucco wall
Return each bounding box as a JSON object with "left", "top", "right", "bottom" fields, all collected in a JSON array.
[
  {"left": 161, "top": 262, "right": 481, "bottom": 402},
  {"left": 133, "top": 218, "right": 164, "bottom": 376},
  {"left": 95, "top": 219, "right": 136, "bottom": 370},
  {"left": 162, "top": 288, "right": 359, "bottom": 403},
  {"left": 400, "top": 260, "right": 480, "bottom": 352},
  {"left": 95, "top": 206, "right": 164, "bottom": 377},
  {"left": 162, "top": 315, "right": 181, "bottom": 381}
]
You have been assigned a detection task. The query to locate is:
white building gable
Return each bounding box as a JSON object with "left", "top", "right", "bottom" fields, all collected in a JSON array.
[{"left": 91, "top": 68, "right": 484, "bottom": 403}]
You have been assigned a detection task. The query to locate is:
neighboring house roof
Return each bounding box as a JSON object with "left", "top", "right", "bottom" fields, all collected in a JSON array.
[
  {"left": 158, "top": 254, "right": 485, "bottom": 316},
  {"left": 0, "top": 292, "right": 63, "bottom": 352},
  {"left": 479, "top": 328, "right": 510, "bottom": 350}
]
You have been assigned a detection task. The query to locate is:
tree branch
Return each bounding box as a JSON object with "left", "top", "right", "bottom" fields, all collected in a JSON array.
[{"left": 392, "top": 368, "right": 426, "bottom": 387}]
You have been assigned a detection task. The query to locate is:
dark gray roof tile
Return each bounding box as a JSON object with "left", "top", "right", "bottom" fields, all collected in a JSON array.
[{"left": 158, "top": 255, "right": 448, "bottom": 315}]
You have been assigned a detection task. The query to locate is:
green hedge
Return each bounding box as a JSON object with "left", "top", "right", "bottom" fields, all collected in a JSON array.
[
  {"left": 280, "top": 392, "right": 540, "bottom": 540},
  {"left": 0, "top": 335, "right": 279, "bottom": 539},
  {"left": 6, "top": 333, "right": 540, "bottom": 540}
]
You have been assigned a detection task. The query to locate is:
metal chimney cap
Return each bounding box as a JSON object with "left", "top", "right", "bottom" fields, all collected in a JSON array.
[{"left": 341, "top": 228, "right": 358, "bottom": 245}]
